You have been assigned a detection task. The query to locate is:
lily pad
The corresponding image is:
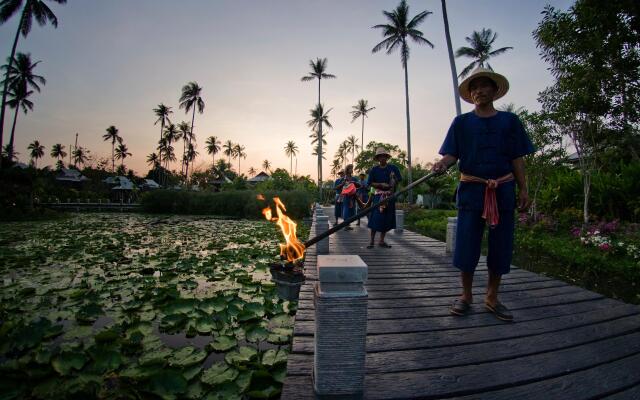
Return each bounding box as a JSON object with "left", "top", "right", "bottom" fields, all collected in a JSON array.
[
  {"left": 147, "top": 369, "right": 188, "bottom": 399},
  {"left": 201, "top": 362, "right": 239, "bottom": 386},
  {"left": 52, "top": 351, "right": 88, "bottom": 376},
  {"left": 261, "top": 349, "right": 288, "bottom": 367},
  {"left": 224, "top": 346, "right": 258, "bottom": 365},
  {"left": 208, "top": 335, "right": 237, "bottom": 352}
]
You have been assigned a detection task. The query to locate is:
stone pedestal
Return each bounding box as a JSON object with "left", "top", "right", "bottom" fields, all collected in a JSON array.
[
  {"left": 314, "top": 255, "right": 368, "bottom": 399},
  {"left": 315, "top": 215, "right": 330, "bottom": 255},
  {"left": 395, "top": 210, "right": 404, "bottom": 234},
  {"left": 446, "top": 216, "right": 458, "bottom": 254}
]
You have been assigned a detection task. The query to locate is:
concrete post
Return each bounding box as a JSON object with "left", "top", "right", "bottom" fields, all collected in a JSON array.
[
  {"left": 314, "top": 255, "right": 368, "bottom": 399},
  {"left": 395, "top": 210, "right": 404, "bottom": 234},
  {"left": 315, "top": 215, "right": 330, "bottom": 255},
  {"left": 446, "top": 216, "right": 458, "bottom": 254}
]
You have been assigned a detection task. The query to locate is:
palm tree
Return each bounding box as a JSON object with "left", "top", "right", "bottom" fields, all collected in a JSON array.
[
  {"left": 102, "top": 125, "right": 121, "bottom": 173},
  {"left": 301, "top": 58, "right": 336, "bottom": 198},
  {"left": 146, "top": 152, "right": 159, "bottom": 169},
  {"left": 233, "top": 143, "right": 246, "bottom": 173},
  {"left": 262, "top": 159, "right": 272, "bottom": 173},
  {"left": 311, "top": 144, "right": 326, "bottom": 160},
  {"left": 334, "top": 142, "right": 346, "bottom": 170},
  {"left": 331, "top": 159, "right": 341, "bottom": 177},
  {"left": 248, "top": 166, "right": 256, "bottom": 176},
  {"left": 372, "top": 0, "right": 434, "bottom": 203},
  {"left": 2, "top": 52, "right": 45, "bottom": 160},
  {"left": 50, "top": 143, "right": 65, "bottom": 167},
  {"left": 350, "top": 99, "right": 375, "bottom": 153},
  {"left": 205, "top": 136, "right": 221, "bottom": 168},
  {"left": 441, "top": 0, "right": 461, "bottom": 116},
  {"left": 72, "top": 145, "right": 87, "bottom": 168},
  {"left": 5, "top": 84, "right": 33, "bottom": 160},
  {"left": 455, "top": 28, "right": 513, "bottom": 78},
  {"left": 114, "top": 142, "right": 131, "bottom": 167},
  {"left": 158, "top": 138, "right": 175, "bottom": 171},
  {"left": 179, "top": 81, "right": 204, "bottom": 180},
  {"left": 185, "top": 142, "right": 198, "bottom": 180},
  {"left": 284, "top": 140, "right": 299, "bottom": 175},
  {"left": 153, "top": 103, "right": 172, "bottom": 178},
  {"left": 345, "top": 135, "right": 359, "bottom": 165},
  {"left": 0, "top": 0, "right": 66, "bottom": 155},
  {"left": 177, "top": 121, "right": 191, "bottom": 176},
  {"left": 27, "top": 139, "right": 43, "bottom": 167},
  {"left": 223, "top": 140, "right": 234, "bottom": 166}
]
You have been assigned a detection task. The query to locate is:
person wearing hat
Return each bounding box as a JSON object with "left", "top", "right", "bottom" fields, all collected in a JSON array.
[
  {"left": 366, "top": 147, "right": 401, "bottom": 248},
  {"left": 432, "top": 67, "right": 536, "bottom": 321},
  {"left": 333, "top": 170, "right": 345, "bottom": 225}
]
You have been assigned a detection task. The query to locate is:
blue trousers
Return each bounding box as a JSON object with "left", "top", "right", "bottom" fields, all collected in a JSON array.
[{"left": 453, "top": 209, "right": 515, "bottom": 275}]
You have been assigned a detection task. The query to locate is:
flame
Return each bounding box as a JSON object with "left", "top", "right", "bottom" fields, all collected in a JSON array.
[{"left": 260, "top": 195, "right": 305, "bottom": 262}]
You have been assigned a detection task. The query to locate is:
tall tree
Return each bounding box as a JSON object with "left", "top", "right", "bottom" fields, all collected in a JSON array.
[
  {"left": 455, "top": 28, "right": 513, "bottom": 78},
  {"left": 5, "top": 84, "right": 32, "bottom": 160},
  {"left": 146, "top": 152, "right": 159, "bottom": 169},
  {"left": 185, "top": 142, "right": 198, "bottom": 180},
  {"left": 71, "top": 145, "right": 87, "bottom": 168},
  {"left": 223, "top": 140, "right": 234, "bottom": 166},
  {"left": 350, "top": 99, "right": 375, "bottom": 155},
  {"left": 233, "top": 143, "right": 246, "bottom": 174},
  {"left": 205, "top": 136, "right": 221, "bottom": 168},
  {"left": 247, "top": 166, "right": 256, "bottom": 176},
  {"left": 177, "top": 121, "right": 191, "bottom": 176},
  {"left": 179, "top": 81, "right": 204, "bottom": 181},
  {"left": 1, "top": 52, "right": 45, "bottom": 160},
  {"left": 441, "top": 0, "right": 461, "bottom": 115},
  {"left": 344, "top": 135, "right": 360, "bottom": 165},
  {"left": 102, "top": 125, "right": 120, "bottom": 173},
  {"left": 301, "top": 58, "right": 336, "bottom": 198},
  {"left": 372, "top": 0, "right": 434, "bottom": 202},
  {"left": 114, "top": 142, "right": 131, "bottom": 167},
  {"left": 284, "top": 140, "right": 299, "bottom": 175},
  {"left": 50, "top": 143, "right": 65, "bottom": 167},
  {"left": 153, "top": 103, "right": 172, "bottom": 180},
  {"left": 262, "top": 159, "right": 271, "bottom": 173},
  {"left": 307, "top": 104, "right": 332, "bottom": 171},
  {"left": 0, "top": 0, "right": 66, "bottom": 156},
  {"left": 27, "top": 138, "right": 43, "bottom": 167}
]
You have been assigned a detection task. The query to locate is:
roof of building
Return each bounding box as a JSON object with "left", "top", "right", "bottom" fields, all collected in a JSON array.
[
  {"left": 56, "top": 168, "right": 89, "bottom": 182},
  {"left": 247, "top": 171, "right": 270, "bottom": 183}
]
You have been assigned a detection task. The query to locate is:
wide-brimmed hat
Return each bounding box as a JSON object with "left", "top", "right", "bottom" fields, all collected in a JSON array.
[
  {"left": 458, "top": 67, "right": 509, "bottom": 104},
  {"left": 374, "top": 147, "right": 391, "bottom": 160}
]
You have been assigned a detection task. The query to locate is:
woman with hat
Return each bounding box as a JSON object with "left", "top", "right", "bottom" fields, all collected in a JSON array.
[
  {"left": 366, "top": 147, "right": 401, "bottom": 248},
  {"left": 432, "top": 67, "right": 536, "bottom": 322}
]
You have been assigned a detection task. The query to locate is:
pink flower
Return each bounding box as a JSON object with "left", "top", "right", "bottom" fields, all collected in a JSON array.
[{"left": 599, "top": 243, "right": 611, "bottom": 251}]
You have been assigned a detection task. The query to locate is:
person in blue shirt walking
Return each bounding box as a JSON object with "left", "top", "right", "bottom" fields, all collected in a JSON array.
[
  {"left": 432, "top": 68, "right": 536, "bottom": 322},
  {"left": 366, "top": 147, "right": 401, "bottom": 249},
  {"left": 333, "top": 170, "right": 344, "bottom": 225}
]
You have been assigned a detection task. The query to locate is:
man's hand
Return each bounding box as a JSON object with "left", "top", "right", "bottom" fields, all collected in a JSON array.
[
  {"left": 517, "top": 189, "right": 531, "bottom": 212},
  {"left": 432, "top": 154, "right": 457, "bottom": 173}
]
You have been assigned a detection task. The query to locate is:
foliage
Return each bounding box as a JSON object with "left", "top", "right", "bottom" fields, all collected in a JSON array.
[{"left": 141, "top": 189, "right": 313, "bottom": 219}]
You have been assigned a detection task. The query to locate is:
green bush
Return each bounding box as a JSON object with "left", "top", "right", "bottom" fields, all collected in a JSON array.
[
  {"left": 405, "top": 209, "right": 457, "bottom": 241},
  {"left": 140, "top": 189, "right": 313, "bottom": 219}
]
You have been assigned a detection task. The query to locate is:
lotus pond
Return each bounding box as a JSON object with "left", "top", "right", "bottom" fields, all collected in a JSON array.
[{"left": 0, "top": 214, "right": 307, "bottom": 399}]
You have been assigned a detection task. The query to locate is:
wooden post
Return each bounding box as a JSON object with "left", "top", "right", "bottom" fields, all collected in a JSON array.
[
  {"left": 315, "top": 215, "right": 330, "bottom": 255},
  {"left": 314, "top": 255, "right": 368, "bottom": 398},
  {"left": 446, "top": 216, "right": 457, "bottom": 254}
]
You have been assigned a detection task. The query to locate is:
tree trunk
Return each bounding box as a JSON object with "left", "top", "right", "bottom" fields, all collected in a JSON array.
[
  {"left": 159, "top": 120, "right": 164, "bottom": 186},
  {"left": 8, "top": 105, "right": 19, "bottom": 161},
  {"left": 361, "top": 116, "right": 365, "bottom": 158},
  {"left": 0, "top": 10, "right": 25, "bottom": 163},
  {"left": 403, "top": 57, "right": 414, "bottom": 203},
  {"left": 290, "top": 155, "right": 293, "bottom": 175},
  {"left": 317, "top": 77, "right": 323, "bottom": 201},
  {"left": 186, "top": 107, "right": 196, "bottom": 183},
  {"left": 583, "top": 169, "right": 590, "bottom": 226},
  {"left": 111, "top": 143, "right": 115, "bottom": 173},
  {"left": 441, "top": 0, "right": 461, "bottom": 116}
]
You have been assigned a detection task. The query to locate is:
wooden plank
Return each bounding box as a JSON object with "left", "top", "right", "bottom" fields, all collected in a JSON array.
[
  {"left": 450, "top": 352, "right": 640, "bottom": 400},
  {"left": 363, "top": 331, "right": 640, "bottom": 399}
]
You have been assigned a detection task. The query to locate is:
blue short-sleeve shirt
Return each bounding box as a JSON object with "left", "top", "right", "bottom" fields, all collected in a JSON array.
[
  {"left": 367, "top": 164, "right": 401, "bottom": 188},
  {"left": 439, "top": 111, "right": 536, "bottom": 210}
]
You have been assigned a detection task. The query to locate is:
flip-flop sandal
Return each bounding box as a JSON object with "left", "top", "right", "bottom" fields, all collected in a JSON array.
[
  {"left": 378, "top": 243, "right": 392, "bottom": 248},
  {"left": 366, "top": 243, "right": 374, "bottom": 249},
  {"left": 485, "top": 301, "right": 514, "bottom": 321},
  {"left": 450, "top": 298, "right": 471, "bottom": 316}
]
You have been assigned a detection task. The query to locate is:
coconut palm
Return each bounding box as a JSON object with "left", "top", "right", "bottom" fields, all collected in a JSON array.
[
  {"left": 179, "top": 81, "right": 204, "bottom": 179},
  {"left": 27, "top": 139, "right": 43, "bottom": 167},
  {"left": 158, "top": 138, "right": 175, "bottom": 171},
  {"left": 344, "top": 135, "right": 359, "bottom": 165},
  {"left": 102, "top": 126, "right": 121, "bottom": 173},
  {"left": 2, "top": 52, "right": 45, "bottom": 160},
  {"left": 50, "top": 143, "right": 65, "bottom": 166},
  {"left": 335, "top": 141, "right": 347, "bottom": 169},
  {"left": 185, "top": 142, "right": 198, "bottom": 180},
  {"left": 455, "top": 28, "right": 513, "bottom": 78},
  {"left": 350, "top": 99, "right": 375, "bottom": 153},
  {"left": 146, "top": 152, "right": 159, "bottom": 168},
  {"left": 301, "top": 58, "right": 336, "bottom": 198},
  {"left": 248, "top": 166, "right": 256, "bottom": 176},
  {"left": 0, "top": 0, "right": 66, "bottom": 154},
  {"left": 177, "top": 121, "right": 191, "bottom": 176},
  {"left": 153, "top": 103, "right": 172, "bottom": 177},
  {"left": 5, "top": 84, "right": 33, "bottom": 161},
  {"left": 205, "top": 136, "right": 221, "bottom": 168},
  {"left": 372, "top": 0, "right": 433, "bottom": 203},
  {"left": 223, "top": 140, "right": 234, "bottom": 166},
  {"left": 72, "top": 145, "right": 87, "bottom": 168},
  {"left": 262, "top": 159, "right": 272, "bottom": 173},
  {"left": 441, "top": 0, "right": 461, "bottom": 116},
  {"left": 331, "top": 159, "right": 341, "bottom": 177},
  {"left": 307, "top": 104, "right": 332, "bottom": 143},
  {"left": 233, "top": 143, "right": 246, "bottom": 173},
  {"left": 311, "top": 144, "right": 326, "bottom": 160},
  {"left": 284, "top": 140, "right": 299, "bottom": 175},
  {"left": 114, "top": 142, "right": 131, "bottom": 167}
]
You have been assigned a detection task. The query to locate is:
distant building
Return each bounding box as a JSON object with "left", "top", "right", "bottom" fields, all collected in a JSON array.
[
  {"left": 139, "top": 179, "right": 160, "bottom": 190},
  {"left": 105, "top": 176, "right": 136, "bottom": 202},
  {"left": 247, "top": 171, "right": 270, "bottom": 184},
  {"left": 56, "top": 168, "right": 90, "bottom": 184}
]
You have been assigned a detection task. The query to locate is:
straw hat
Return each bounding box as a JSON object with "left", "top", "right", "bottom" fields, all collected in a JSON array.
[
  {"left": 458, "top": 67, "right": 509, "bottom": 104},
  {"left": 374, "top": 147, "right": 391, "bottom": 160}
]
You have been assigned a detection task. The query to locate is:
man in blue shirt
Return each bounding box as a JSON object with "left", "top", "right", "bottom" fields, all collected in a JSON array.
[{"left": 432, "top": 68, "right": 536, "bottom": 321}]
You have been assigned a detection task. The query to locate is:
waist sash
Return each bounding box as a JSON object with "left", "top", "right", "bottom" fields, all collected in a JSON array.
[{"left": 460, "top": 172, "right": 514, "bottom": 227}]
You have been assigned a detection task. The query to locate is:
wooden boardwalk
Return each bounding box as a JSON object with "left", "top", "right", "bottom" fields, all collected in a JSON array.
[{"left": 282, "top": 210, "right": 640, "bottom": 399}]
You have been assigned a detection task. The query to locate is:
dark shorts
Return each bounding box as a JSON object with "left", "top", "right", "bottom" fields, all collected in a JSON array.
[{"left": 453, "top": 209, "right": 515, "bottom": 275}]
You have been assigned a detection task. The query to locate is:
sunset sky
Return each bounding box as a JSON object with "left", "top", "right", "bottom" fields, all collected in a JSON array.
[{"left": 0, "top": 0, "right": 574, "bottom": 178}]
